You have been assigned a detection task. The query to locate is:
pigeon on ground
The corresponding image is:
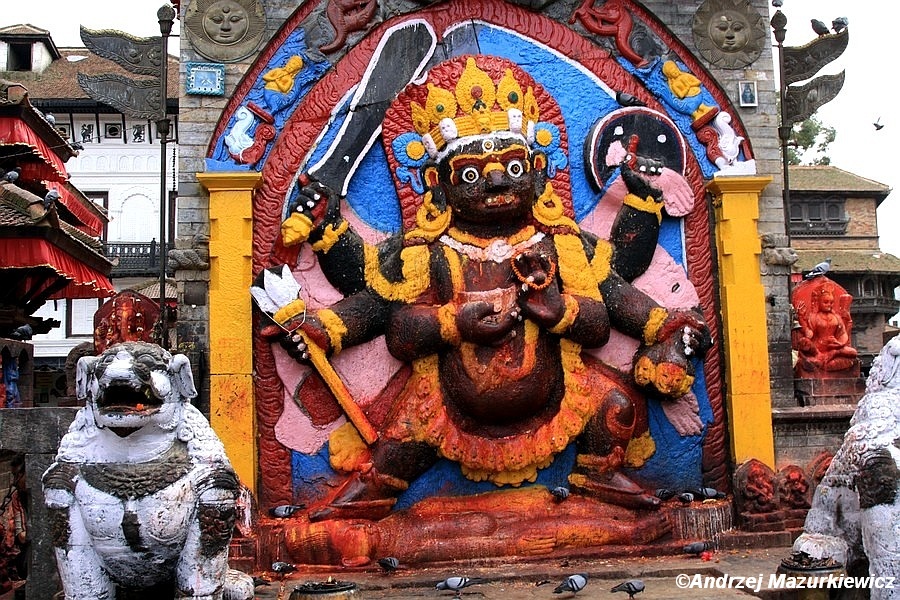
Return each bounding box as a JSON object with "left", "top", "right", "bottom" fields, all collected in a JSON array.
[
  {"left": 804, "top": 257, "right": 831, "bottom": 280},
  {"left": 677, "top": 492, "right": 695, "bottom": 504},
  {"left": 811, "top": 19, "right": 830, "bottom": 36},
  {"left": 655, "top": 488, "right": 676, "bottom": 501},
  {"left": 378, "top": 556, "right": 400, "bottom": 573},
  {"left": 435, "top": 576, "right": 485, "bottom": 595},
  {"left": 691, "top": 487, "right": 726, "bottom": 500},
  {"left": 551, "top": 486, "right": 570, "bottom": 502},
  {"left": 252, "top": 576, "right": 271, "bottom": 587},
  {"left": 610, "top": 579, "right": 645, "bottom": 598},
  {"left": 832, "top": 17, "right": 848, "bottom": 33},
  {"left": 268, "top": 504, "right": 305, "bottom": 518},
  {"left": 553, "top": 573, "right": 588, "bottom": 595},
  {"left": 683, "top": 540, "right": 715, "bottom": 555},
  {"left": 271, "top": 561, "right": 297, "bottom": 578}
]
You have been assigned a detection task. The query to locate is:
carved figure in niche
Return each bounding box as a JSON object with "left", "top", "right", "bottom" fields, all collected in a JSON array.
[
  {"left": 734, "top": 459, "right": 777, "bottom": 514},
  {"left": 42, "top": 342, "right": 253, "bottom": 600},
  {"left": 93, "top": 290, "right": 159, "bottom": 354},
  {"left": 792, "top": 337, "right": 900, "bottom": 599},
  {"left": 792, "top": 277, "right": 859, "bottom": 376},
  {"left": 257, "top": 56, "right": 711, "bottom": 521},
  {"left": 691, "top": 0, "right": 767, "bottom": 69},
  {"left": 184, "top": 0, "right": 266, "bottom": 62},
  {"left": 777, "top": 464, "right": 812, "bottom": 510}
]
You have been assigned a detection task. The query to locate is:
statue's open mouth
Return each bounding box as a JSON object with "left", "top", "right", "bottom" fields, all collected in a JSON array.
[{"left": 97, "top": 383, "right": 162, "bottom": 415}]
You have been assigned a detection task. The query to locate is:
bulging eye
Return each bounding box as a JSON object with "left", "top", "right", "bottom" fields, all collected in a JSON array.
[
  {"left": 506, "top": 159, "right": 525, "bottom": 178},
  {"left": 460, "top": 166, "right": 480, "bottom": 184}
]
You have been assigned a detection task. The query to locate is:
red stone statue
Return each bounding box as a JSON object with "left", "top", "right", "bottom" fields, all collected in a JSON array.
[
  {"left": 792, "top": 277, "right": 859, "bottom": 378},
  {"left": 93, "top": 290, "right": 160, "bottom": 355}
]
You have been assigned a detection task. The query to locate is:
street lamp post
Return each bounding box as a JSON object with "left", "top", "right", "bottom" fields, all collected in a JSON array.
[
  {"left": 771, "top": 8, "right": 792, "bottom": 243},
  {"left": 157, "top": 4, "right": 175, "bottom": 349}
]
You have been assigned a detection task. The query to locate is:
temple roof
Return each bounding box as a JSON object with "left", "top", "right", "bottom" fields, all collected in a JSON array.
[
  {"left": 789, "top": 165, "right": 891, "bottom": 199},
  {"left": 794, "top": 249, "right": 900, "bottom": 276}
]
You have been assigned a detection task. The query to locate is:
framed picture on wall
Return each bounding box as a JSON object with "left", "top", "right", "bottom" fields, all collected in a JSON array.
[
  {"left": 186, "top": 62, "right": 226, "bottom": 96},
  {"left": 739, "top": 80, "right": 758, "bottom": 107}
]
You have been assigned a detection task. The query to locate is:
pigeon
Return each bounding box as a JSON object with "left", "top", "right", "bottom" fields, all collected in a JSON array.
[
  {"left": 44, "top": 189, "right": 60, "bottom": 210},
  {"left": 252, "top": 576, "right": 271, "bottom": 587},
  {"left": 611, "top": 579, "right": 645, "bottom": 598},
  {"left": 271, "top": 561, "right": 297, "bottom": 578},
  {"left": 45, "top": 113, "right": 56, "bottom": 126},
  {"left": 691, "top": 487, "right": 726, "bottom": 500},
  {"left": 804, "top": 257, "right": 831, "bottom": 280},
  {"left": 3, "top": 167, "right": 20, "bottom": 183},
  {"left": 832, "top": 17, "right": 849, "bottom": 33},
  {"left": 874, "top": 117, "right": 884, "bottom": 131},
  {"left": 677, "top": 492, "right": 695, "bottom": 504},
  {"left": 550, "top": 486, "right": 570, "bottom": 502},
  {"left": 553, "top": 573, "right": 588, "bottom": 595},
  {"left": 615, "top": 91, "right": 645, "bottom": 107},
  {"left": 683, "top": 540, "right": 715, "bottom": 555},
  {"left": 811, "top": 19, "right": 830, "bottom": 36},
  {"left": 377, "top": 556, "right": 400, "bottom": 573},
  {"left": 771, "top": 0, "right": 783, "bottom": 6},
  {"left": 70, "top": 141, "right": 84, "bottom": 151},
  {"left": 655, "top": 488, "right": 676, "bottom": 501},
  {"left": 435, "top": 576, "right": 485, "bottom": 595},
  {"left": 268, "top": 504, "right": 305, "bottom": 518},
  {"left": 9, "top": 324, "right": 33, "bottom": 341}
]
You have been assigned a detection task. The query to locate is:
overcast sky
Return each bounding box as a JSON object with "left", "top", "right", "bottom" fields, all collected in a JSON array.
[{"left": 4, "top": 0, "right": 897, "bottom": 255}]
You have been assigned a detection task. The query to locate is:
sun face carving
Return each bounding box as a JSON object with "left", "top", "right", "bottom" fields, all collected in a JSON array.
[{"left": 692, "top": 0, "right": 768, "bottom": 69}]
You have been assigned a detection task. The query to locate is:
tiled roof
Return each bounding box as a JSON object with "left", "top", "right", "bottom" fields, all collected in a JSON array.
[
  {"left": 127, "top": 278, "right": 177, "bottom": 300},
  {"left": 794, "top": 249, "right": 900, "bottom": 275},
  {"left": 788, "top": 165, "right": 891, "bottom": 195},
  {"left": 1, "top": 47, "right": 179, "bottom": 103},
  {"left": 0, "top": 24, "right": 51, "bottom": 36}
]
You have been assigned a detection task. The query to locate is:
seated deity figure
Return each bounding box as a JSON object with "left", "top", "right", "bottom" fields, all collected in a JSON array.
[
  {"left": 256, "top": 55, "right": 711, "bottom": 521},
  {"left": 793, "top": 279, "right": 858, "bottom": 375}
]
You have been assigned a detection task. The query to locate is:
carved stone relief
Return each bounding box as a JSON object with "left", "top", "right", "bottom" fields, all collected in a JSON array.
[
  {"left": 184, "top": 0, "right": 267, "bottom": 62},
  {"left": 691, "top": 0, "right": 767, "bottom": 69}
]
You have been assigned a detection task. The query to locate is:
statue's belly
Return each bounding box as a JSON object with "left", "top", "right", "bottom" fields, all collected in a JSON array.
[
  {"left": 75, "top": 478, "right": 194, "bottom": 577},
  {"left": 440, "top": 329, "right": 561, "bottom": 425}
]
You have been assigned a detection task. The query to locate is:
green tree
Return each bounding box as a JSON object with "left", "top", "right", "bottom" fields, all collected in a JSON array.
[{"left": 787, "top": 115, "right": 836, "bottom": 165}]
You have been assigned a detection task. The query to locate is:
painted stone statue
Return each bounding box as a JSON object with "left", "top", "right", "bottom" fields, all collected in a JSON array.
[
  {"left": 253, "top": 56, "right": 711, "bottom": 534},
  {"left": 42, "top": 342, "right": 253, "bottom": 600},
  {"left": 791, "top": 276, "right": 859, "bottom": 378},
  {"left": 792, "top": 336, "right": 900, "bottom": 599}
]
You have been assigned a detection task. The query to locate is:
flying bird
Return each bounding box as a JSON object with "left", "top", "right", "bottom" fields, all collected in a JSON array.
[
  {"left": 804, "top": 257, "right": 832, "bottom": 280},
  {"left": 611, "top": 579, "right": 645, "bottom": 598},
  {"left": 553, "top": 573, "right": 588, "bottom": 595},
  {"left": 550, "top": 486, "right": 570, "bottom": 502},
  {"left": 377, "top": 556, "right": 400, "bottom": 573},
  {"left": 435, "top": 576, "right": 485, "bottom": 596},
  {"left": 268, "top": 504, "right": 305, "bottom": 518},
  {"left": 874, "top": 117, "right": 884, "bottom": 131},
  {"left": 683, "top": 540, "right": 715, "bottom": 555},
  {"left": 810, "top": 19, "right": 830, "bottom": 36},
  {"left": 832, "top": 17, "right": 849, "bottom": 33}
]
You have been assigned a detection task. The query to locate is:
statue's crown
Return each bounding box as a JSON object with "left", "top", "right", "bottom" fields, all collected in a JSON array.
[{"left": 409, "top": 57, "right": 541, "bottom": 157}]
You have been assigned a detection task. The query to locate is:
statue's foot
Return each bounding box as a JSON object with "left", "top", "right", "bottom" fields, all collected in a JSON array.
[
  {"left": 308, "top": 467, "right": 406, "bottom": 522},
  {"left": 568, "top": 470, "right": 661, "bottom": 510}
]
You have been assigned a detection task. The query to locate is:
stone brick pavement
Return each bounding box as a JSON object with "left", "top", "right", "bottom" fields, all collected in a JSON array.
[{"left": 253, "top": 546, "right": 794, "bottom": 600}]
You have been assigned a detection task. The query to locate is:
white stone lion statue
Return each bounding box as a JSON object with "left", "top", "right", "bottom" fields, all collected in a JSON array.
[
  {"left": 793, "top": 336, "right": 900, "bottom": 600},
  {"left": 42, "top": 342, "right": 254, "bottom": 600}
]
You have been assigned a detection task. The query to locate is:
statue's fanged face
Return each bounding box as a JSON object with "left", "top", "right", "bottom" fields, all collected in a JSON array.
[{"left": 438, "top": 136, "right": 537, "bottom": 225}]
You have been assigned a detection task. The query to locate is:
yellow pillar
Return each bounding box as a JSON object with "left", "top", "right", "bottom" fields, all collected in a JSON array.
[
  {"left": 197, "top": 171, "right": 262, "bottom": 493},
  {"left": 706, "top": 176, "right": 776, "bottom": 469}
]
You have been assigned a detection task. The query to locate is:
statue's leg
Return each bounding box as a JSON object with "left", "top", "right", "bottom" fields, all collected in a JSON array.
[
  {"left": 568, "top": 388, "right": 661, "bottom": 509},
  {"left": 50, "top": 507, "right": 116, "bottom": 600},
  {"left": 309, "top": 440, "right": 438, "bottom": 522}
]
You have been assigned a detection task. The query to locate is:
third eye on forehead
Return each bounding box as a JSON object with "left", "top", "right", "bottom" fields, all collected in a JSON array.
[{"left": 448, "top": 146, "right": 530, "bottom": 182}]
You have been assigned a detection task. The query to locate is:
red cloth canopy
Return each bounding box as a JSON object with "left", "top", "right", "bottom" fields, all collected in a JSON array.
[{"left": 0, "top": 237, "right": 114, "bottom": 299}]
